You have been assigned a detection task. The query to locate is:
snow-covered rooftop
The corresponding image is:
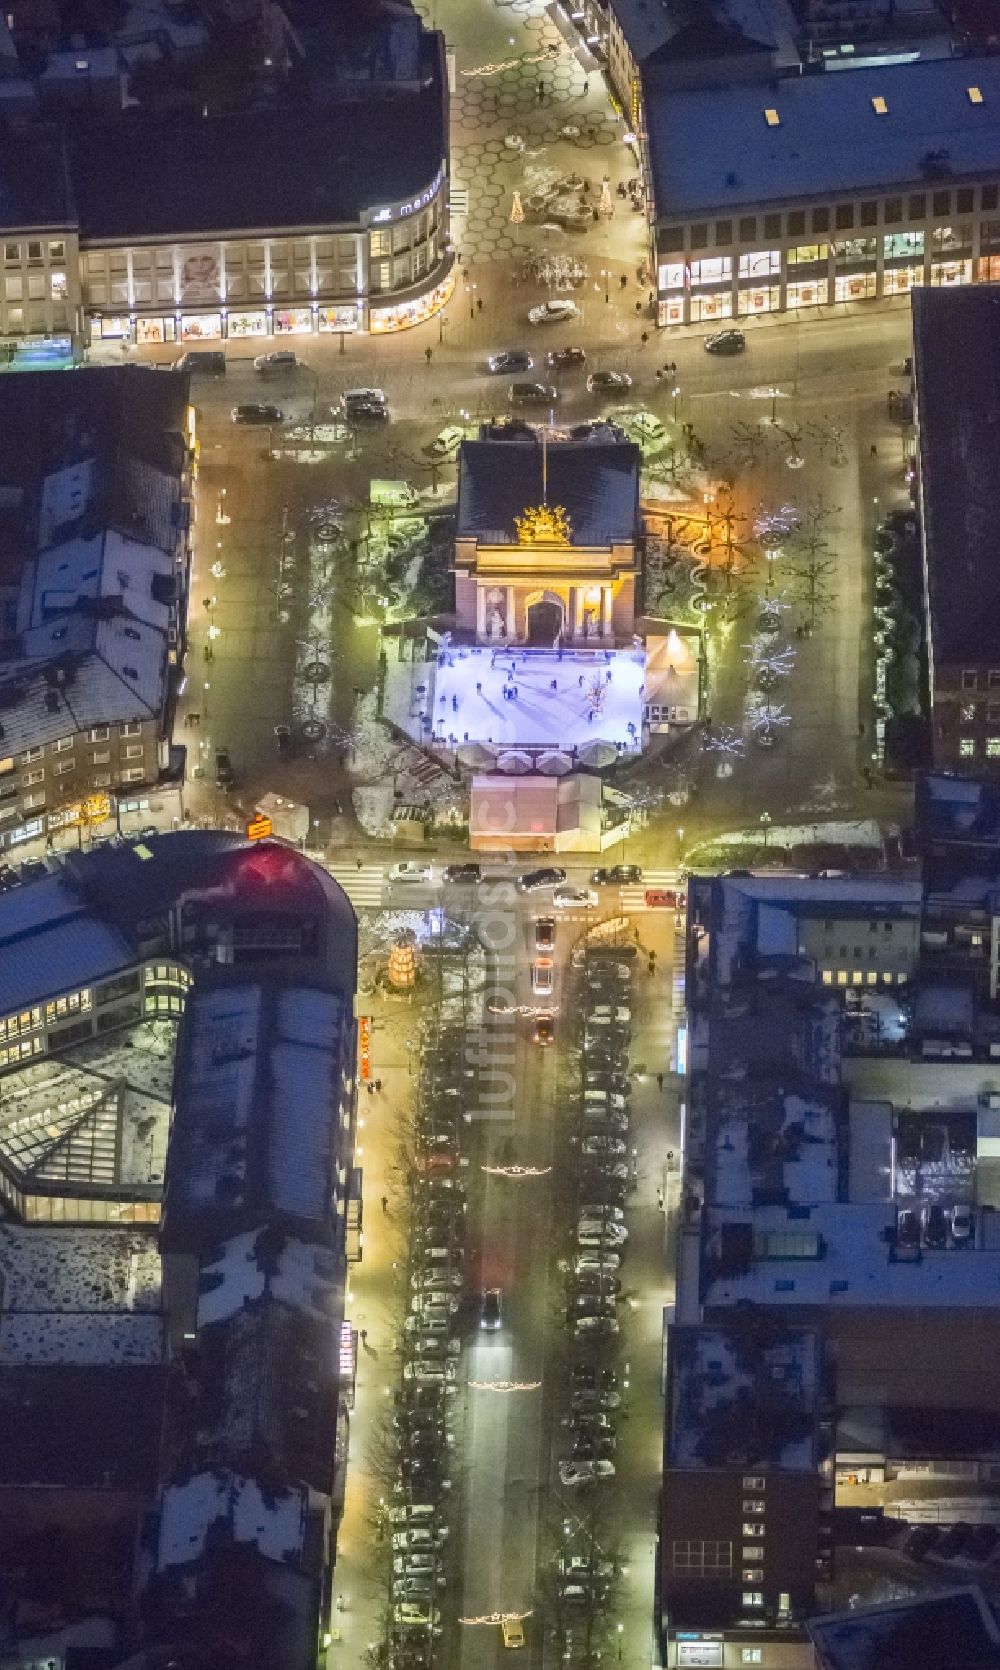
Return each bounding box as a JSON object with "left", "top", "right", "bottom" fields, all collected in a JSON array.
[
  {"left": 156, "top": 1471, "right": 308, "bottom": 1570},
  {"left": 196, "top": 1228, "right": 339, "bottom": 1329},
  {"left": 0, "top": 1225, "right": 162, "bottom": 1364},
  {"left": 669, "top": 1323, "right": 820, "bottom": 1470}
]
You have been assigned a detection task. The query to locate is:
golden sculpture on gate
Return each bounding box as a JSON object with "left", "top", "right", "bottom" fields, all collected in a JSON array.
[{"left": 514, "top": 504, "right": 571, "bottom": 546}]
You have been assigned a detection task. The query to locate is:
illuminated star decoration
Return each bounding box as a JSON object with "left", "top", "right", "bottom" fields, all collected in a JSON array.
[
  {"left": 481, "top": 1164, "right": 553, "bottom": 1178},
  {"left": 459, "top": 1612, "right": 535, "bottom": 1626},
  {"left": 468, "top": 1380, "right": 543, "bottom": 1393},
  {"left": 701, "top": 725, "right": 745, "bottom": 758}
]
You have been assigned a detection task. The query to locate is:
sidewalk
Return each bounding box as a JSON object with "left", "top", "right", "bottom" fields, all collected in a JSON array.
[
  {"left": 604, "top": 912, "right": 679, "bottom": 1670},
  {"left": 327, "top": 1004, "right": 418, "bottom": 1668}
]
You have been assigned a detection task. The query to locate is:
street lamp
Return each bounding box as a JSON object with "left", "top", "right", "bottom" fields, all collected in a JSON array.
[
  {"left": 676, "top": 825, "right": 685, "bottom": 860},
  {"left": 760, "top": 810, "right": 772, "bottom": 849},
  {"left": 617, "top": 1624, "right": 624, "bottom": 1663},
  {"left": 672, "top": 384, "right": 680, "bottom": 423}
]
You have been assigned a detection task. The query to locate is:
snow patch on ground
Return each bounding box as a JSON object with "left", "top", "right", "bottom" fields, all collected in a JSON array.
[{"left": 709, "top": 818, "right": 884, "bottom": 850}]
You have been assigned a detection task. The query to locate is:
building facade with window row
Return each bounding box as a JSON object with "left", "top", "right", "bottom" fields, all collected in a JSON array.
[{"left": 646, "top": 56, "right": 1000, "bottom": 327}]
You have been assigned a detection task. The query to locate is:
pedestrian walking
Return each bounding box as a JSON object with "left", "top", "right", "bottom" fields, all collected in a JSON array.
[
  {"left": 356, "top": 856, "right": 363, "bottom": 871},
  {"left": 657, "top": 1189, "right": 664, "bottom": 1211},
  {"left": 381, "top": 1195, "right": 389, "bottom": 1213},
  {"left": 583, "top": 76, "right": 589, "bottom": 94},
  {"left": 536, "top": 77, "right": 544, "bottom": 101},
  {"left": 620, "top": 274, "right": 627, "bottom": 290},
  {"left": 477, "top": 296, "right": 484, "bottom": 313},
  {"left": 588, "top": 708, "right": 594, "bottom": 722},
  {"left": 870, "top": 442, "right": 878, "bottom": 457},
  {"left": 550, "top": 678, "right": 558, "bottom": 691},
  {"left": 656, "top": 1072, "right": 664, "bottom": 1091},
  {"left": 578, "top": 674, "right": 585, "bottom": 687},
  {"left": 635, "top": 300, "right": 642, "bottom": 315},
  {"left": 641, "top": 331, "right": 649, "bottom": 347},
  {"left": 648, "top": 290, "right": 654, "bottom": 307},
  {"left": 375, "top": 1078, "right": 382, "bottom": 1092},
  {"left": 360, "top": 1329, "right": 368, "bottom": 1347},
  {"left": 476, "top": 681, "right": 483, "bottom": 694}
]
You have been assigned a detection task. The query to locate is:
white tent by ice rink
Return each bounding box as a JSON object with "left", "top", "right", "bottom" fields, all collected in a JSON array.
[{"left": 469, "top": 772, "right": 602, "bottom": 854}]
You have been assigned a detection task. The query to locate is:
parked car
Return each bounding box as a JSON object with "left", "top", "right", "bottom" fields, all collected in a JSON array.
[
  {"left": 547, "top": 346, "right": 587, "bottom": 369},
  {"left": 215, "top": 746, "right": 234, "bottom": 786},
  {"left": 531, "top": 958, "right": 554, "bottom": 996},
  {"left": 922, "top": 1201, "right": 948, "bottom": 1248},
  {"left": 518, "top": 867, "right": 566, "bottom": 892},
  {"left": 704, "top": 328, "right": 746, "bottom": 355},
  {"left": 951, "top": 1201, "right": 974, "bottom": 1242},
  {"left": 231, "top": 403, "right": 283, "bottom": 424},
  {"left": 488, "top": 350, "right": 533, "bottom": 374},
  {"left": 587, "top": 370, "right": 632, "bottom": 393},
  {"left": 559, "top": 1459, "right": 615, "bottom": 1485},
  {"left": 534, "top": 1015, "right": 555, "bottom": 1047},
  {"left": 535, "top": 916, "right": 556, "bottom": 950},
  {"left": 510, "top": 381, "right": 558, "bottom": 406},
  {"left": 528, "top": 299, "right": 579, "bottom": 324},
  {"left": 389, "top": 861, "right": 433, "bottom": 883},
  {"left": 426, "top": 425, "right": 466, "bottom": 459},
  {"left": 896, "top": 1207, "right": 920, "bottom": 1248},
  {"left": 177, "top": 349, "right": 225, "bottom": 375},
  {"left": 253, "top": 350, "right": 298, "bottom": 373}
]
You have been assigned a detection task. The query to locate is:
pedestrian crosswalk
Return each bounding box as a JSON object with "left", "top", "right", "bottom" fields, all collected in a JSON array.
[
  {"left": 619, "top": 869, "right": 683, "bottom": 912},
  {"left": 324, "top": 862, "right": 386, "bottom": 910}
]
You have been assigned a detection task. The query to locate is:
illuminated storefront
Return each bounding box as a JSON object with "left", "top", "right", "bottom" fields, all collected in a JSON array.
[
  {"left": 81, "top": 163, "right": 450, "bottom": 346},
  {"left": 369, "top": 265, "right": 455, "bottom": 334}
]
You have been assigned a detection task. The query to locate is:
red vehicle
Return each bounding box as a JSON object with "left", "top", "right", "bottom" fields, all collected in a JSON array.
[{"left": 645, "top": 888, "right": 686, "bottom": 910}]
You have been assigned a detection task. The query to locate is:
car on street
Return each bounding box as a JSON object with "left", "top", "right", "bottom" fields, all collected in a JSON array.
[
  {"left": 392, "top": 1529, "right": 445, "bottom": 1551},
  {"left": 571, "top": 420, "right": 627, "bottom": 442},
  {"left": 518, "top": 867, "right": 566, "bottom": 892},
  {"left": 340, "top": 387, "right": 389, "bottom": 421},
  {"left": 704, "top": 328, "right": 746, "bottom": 355},
  {"left": 575, "top": 1249, "right": 621, "bottom": 1274},
  {"left": 922, "top": 1201, "right": 948, "bottom": 1248},
  {"left": 510, "top": 382, "right": 558, "bottom": 406},
  {"left": 534, "top": 916, "right": 556, "bottom": 950},
  {"left": 547, "top": 346, "right": 587, "bottom": 369},
  {"left": 554, "top": 885, "right": 598, "bottom": 909},
  {"left": 482, "top": 418, "right": 537, "bottom": 441},
  {"left": 231, "top": 403, "right": 283, "bottom": 424},
  {"left": 559, "top": 1459, "right": 615, "bottom": 1485},
  {"left": 253, "top": 350, "right": 298, "bottom": 373},
  {"left": 560, "top": 1555, "right": 614, "bottom": 1579},
  {"left": 534, "top": 1015, "right": 555, "bottom": 1047},
  {"left": 531, "top": 958, "right": 554, "bottom": 996},
  {"left": 426, "top": 425, "right": 466, "bottom": 459},
  {"left": 529, "top": 299, "right": 579, "bottom": 325},
  {"left": 389, "top": 861, "right": 433, "bottom": 883},
  {"left": 502, "top": 1618, "right": 526, "bottom": 1649},
  {"left": 951, "top": 1202, "right": 974, "bottom": 1242},
  {"left": 443, "top": 862, "right": 481, "bottom": 884},
  {"left": 591, "top": 864, "right": 643, "bottom": 885},
  {"left": 480, "top": 1287, "right": 503, "bottom": 1331},
  {"left": 587, "top": 370, "right": 632, "bottom": 394},
  {"left": 215, "top": 746, "right": 234, "bottom": 787},
  {"left": 488, "top": 349, "right": 533, "bottom": 374}
]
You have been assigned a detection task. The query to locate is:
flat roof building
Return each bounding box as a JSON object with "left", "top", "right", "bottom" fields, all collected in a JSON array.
[
  {"left": 913, "top": 286, "right": 1000, "bottom": 776},
  {"left": 667, "top": 863, "right": 1000, "bottom": 1664}
]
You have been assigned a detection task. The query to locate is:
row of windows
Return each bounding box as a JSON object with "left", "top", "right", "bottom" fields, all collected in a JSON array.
[
  {"left": 962, "top": 668, "right": 1000, "bottom": 688},
  {"left": 0, "top": 1006, "right": 42, "bottom": 1042},
  {"left": 959, "top": 737, "right": 1000, "bottom": 758},
  {"left": 671, "top": 1540, "right": 732, "bottom": 1572},
  {"left": 660, "top": 184, "right": 1000, "bottom": 252},
  {"left": 46, "top": 990, "right": 92, "bottom": 1023},
  {"left": 17, "top": 743, "right": 145, "bottom": 780},
  {"left": 822, "top": 969, "right": 909, "bottom": 985},
  {"left": 3, "top": 271, "right": 67, "bottom": 303},
  {"left": 961, "top": 702, "right": 1000, "bottom": 721},
  {"left": 0, "top": 723, "right": 144, "bottom": 769},
  {"left": 85, "top": 236, "right": 362, "bottom": 276},
  {"left": 663, "top": 229, "right": 977, "bottom": 288},
  {"left": 144, "top": 993, "right": 184, "bottom": 1016},
  {"left": 3, "top": 239, "right": 67, "bottom": 265},
  {"left": 0, "top": 1036, "right": 43, "bottom": 1067}
]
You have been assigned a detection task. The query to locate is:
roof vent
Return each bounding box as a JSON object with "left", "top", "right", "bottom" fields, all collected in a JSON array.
[
  {"left": 764, "top": 107, "right": 780, "bottom": 127},
  {"left": 871, "top": 95, "right": 888, "bottom": 115},
  {"left": 968, "top": 85, "right": 983, "bottom": 104}
]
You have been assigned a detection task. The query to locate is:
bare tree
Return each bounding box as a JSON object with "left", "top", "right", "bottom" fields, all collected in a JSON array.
[{"left": 781, "top": 495, "right": 840, "bottom": 630}]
